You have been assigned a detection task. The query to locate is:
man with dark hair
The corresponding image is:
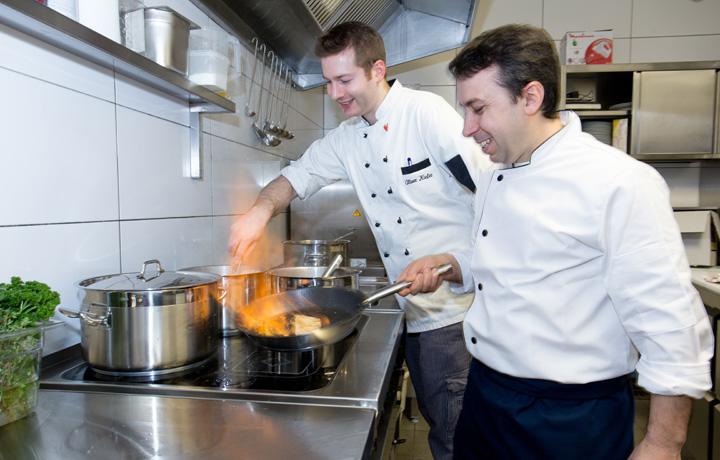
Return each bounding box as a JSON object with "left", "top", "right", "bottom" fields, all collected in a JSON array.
[
  {"left": 397, "top": 24, "right": 713, "bottom": 459},
  {"left": 229, "top": 21, "right": 490, "bottom": 459}
]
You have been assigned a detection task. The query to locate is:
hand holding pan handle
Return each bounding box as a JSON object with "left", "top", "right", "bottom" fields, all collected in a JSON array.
[{"left": 361, "top": 263, "right": 453, "bottom": 306}]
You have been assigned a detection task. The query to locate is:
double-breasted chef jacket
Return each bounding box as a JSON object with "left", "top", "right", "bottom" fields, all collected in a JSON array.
[
  {"left": 450, "top": 110, "right": 713, "bottom": 397},
  {"left": 282, "top": 80, "right": 490, "bottom": 333}
]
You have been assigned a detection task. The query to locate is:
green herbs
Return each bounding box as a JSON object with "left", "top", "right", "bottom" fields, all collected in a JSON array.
[
  {"left": 0, "top": 277, "right": 59, "bottom": 426},
  {"left": 0, "top": 277, "right": 60, "bottom": 331}
]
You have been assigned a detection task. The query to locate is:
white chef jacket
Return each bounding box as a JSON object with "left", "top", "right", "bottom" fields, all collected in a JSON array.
[
  {"left": 282, "top": 80, "right": 489, "bottom": 333},
  {"left": 451, "top": 111, "right": 713, "bottom": 398}
]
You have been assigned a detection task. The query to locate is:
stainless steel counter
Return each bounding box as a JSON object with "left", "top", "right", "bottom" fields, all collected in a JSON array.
[
  {"left": 0, "top": 390, "right": 375, "bottom": 460},
  {"left": 11, "top": 302, "right": 404, "bottom": 460},
  {"left": 40, "top": 309, "right": 404, "bottom": 411}
]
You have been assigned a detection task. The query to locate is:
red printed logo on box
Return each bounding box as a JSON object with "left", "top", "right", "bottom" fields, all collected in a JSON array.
[{"left": 585, "top": 38, "right": 613, "bottom": 64}]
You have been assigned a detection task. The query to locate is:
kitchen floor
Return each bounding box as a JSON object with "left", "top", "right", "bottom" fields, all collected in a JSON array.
[{"left": 385, "top": 392, "right": 651, "bottom": 460}]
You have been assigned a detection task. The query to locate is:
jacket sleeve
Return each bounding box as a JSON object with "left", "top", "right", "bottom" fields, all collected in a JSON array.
[
  {"left": 280, "top": 131, "right": 348, "bottom": 200},
  {"left": 416, "top": 93, "right": 491, "bottom": 193},
  {"left": 603, "top": 164, "right": 713, "bottom": 398}
]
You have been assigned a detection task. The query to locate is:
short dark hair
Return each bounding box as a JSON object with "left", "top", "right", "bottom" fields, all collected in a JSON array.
[
  {"left": 315, "top": 21, "right": 386, "bottom": 75},
  {"left": 449, "top": 24, "right": 560, "bottom": 118}
]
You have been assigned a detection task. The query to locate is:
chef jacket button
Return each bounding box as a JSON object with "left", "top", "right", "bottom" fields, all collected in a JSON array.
[
  {"left": 364, "top": 162, "right": 370, "bottom": 168},
  {"left": 481, "top": 229, "right": 488, "bottom": 237},
  {"left": 404, "top": 249, "right": 410, "bottom": 255},
  {"left": 497, "top": 174, "right": 504, "bottom": 182},
  {"left": 397, "top": 217, "right": 402, "bottom": 224},
  {"left": 387, "top": 187, "right": 393, "bottom": 194},
  {"left": 383, "top": 156, "right": 388, "bottom": 162},
  {"left": 477, "top": 283, "right": 483, "bottom": 291},
  {"left": 383, "top": 252, "right": 390, "bottom": 258},
  {"left": 371, "top": 193, "right": 377, "bottom": 198},
  {"left": 363, "top": 133, "right": 368, "bottom": 138},
  {"left": 471, "top": 337, "right": 477, "bottom": 344},
  {"left": 375, "top": 222, "right": 381, "bottom": 227}
]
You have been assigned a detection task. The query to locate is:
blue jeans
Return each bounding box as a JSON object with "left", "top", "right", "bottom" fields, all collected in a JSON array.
[{"left": 405, "top": 321, "right": 471, "bottom": 460}]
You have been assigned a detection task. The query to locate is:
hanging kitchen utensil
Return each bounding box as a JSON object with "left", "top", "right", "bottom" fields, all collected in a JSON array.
[
  {"left": 244, "top": 37, "right": 260, "bottom": 117},
  {"left": 267, "top": 59, "right": 283, "bottom": 135},
  {"left": 238, "top": 264, "right": 452, "bottom": 350},
  {"left": 252, "top": 47, "right": 281, "bottom": 147},
  {"left": 321, "top": 254, "right": 344, "bottom": 279},
  {"left": 262, "top": 53, "right": 280, "bottom": 136},
  {"left": 279, "top": 69, "right": 294, "bottom": 139}
]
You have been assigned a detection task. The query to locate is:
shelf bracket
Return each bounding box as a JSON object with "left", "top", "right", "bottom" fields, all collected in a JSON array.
[{"left": 186, "top": 111, "right": 202, "bottom": 179}]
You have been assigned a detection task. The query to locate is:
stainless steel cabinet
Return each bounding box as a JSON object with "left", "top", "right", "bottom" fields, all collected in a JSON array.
[
  {"left": 683, "top": 392, "right": 717, "bottom": 460},
  {"left": 631, "top": 69, "right": 717, "bottom": 158}
]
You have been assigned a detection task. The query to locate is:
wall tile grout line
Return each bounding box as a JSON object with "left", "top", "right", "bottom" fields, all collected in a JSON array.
[{"left": 113, "top": 66, "right": 123, "bottom": 273}]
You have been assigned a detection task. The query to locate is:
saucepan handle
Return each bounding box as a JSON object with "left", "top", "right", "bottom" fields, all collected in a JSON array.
[
  {"left": 321, "top": 254, "right": 344, "bottom": 279},
  {"left": 58, "top": 304, "right": 112, "bottom": 327},
  {"left": 361, "top": 263, "right": 453, "bottom": 306}
]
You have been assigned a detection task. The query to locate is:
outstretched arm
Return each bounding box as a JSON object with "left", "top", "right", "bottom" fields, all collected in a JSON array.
[{"left": 228, "top": 175, "right": 297, "bottom": 263}]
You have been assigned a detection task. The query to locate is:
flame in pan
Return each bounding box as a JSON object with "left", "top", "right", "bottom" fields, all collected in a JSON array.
[{"left": 229, "top": 286, "right": 330, "bottom": 337}]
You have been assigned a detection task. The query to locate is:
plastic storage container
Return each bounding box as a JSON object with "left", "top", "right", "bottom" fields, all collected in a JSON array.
[
  {"left": 0, "top": 326, "right": 44, "bottom": 427},
  {"left": 188, "top": 28, "right": 231, "bottom": 92}
]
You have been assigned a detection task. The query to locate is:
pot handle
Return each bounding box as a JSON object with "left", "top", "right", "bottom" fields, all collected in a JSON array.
[
  {"left": 59, "top": 304, "right": 112, "bottom": 327},
  {"left": 361, "top": 263, "right": 453, "bottom": 306},
  {"left": 217, "top": 286, "right": 228, "bottom": 301},
  {"left": 137, "top": 259, "right": 165, "bottom": 281}
]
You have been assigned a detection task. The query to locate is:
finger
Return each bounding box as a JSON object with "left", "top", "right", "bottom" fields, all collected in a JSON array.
[{"left": 242, "top": 241, "right": 257, "bottom": 261}]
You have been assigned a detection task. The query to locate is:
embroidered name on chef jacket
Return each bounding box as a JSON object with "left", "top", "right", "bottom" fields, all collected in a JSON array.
[{"left": 401, "top": 157, "right": 433, "bottom": 185}]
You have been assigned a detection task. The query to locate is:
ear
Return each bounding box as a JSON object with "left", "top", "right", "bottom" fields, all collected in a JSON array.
[
  {"left": 521, "top": 81, "right": 545, "bottom": 115},
  {"left": 371, "top": 59, "right": 387, "bottom": 82}
]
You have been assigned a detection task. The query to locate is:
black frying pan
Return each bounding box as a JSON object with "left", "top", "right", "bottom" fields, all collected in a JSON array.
[{"left": 237, "top": 264, "right": 452, "bottom": 350}]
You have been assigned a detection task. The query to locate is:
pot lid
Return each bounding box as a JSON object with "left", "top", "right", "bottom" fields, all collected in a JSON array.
[
  {"left": 79, "top": 260, "right": 220, "bottom": 291},
  {"left": 180, "top": 264, "right": 263, "bottom": 277}
]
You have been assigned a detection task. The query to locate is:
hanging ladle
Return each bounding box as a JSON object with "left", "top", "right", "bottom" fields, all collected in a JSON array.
[
  {"left": 267, "top": 59, "right": 284, "bottom": 135},
  {"left": 244, "top": 37, "right": 260, "bottom": 117},
  {"left": 263, "top": 54, "right": 282, "bottom": 136},
  {"left": 252, "top": 48, "right": 281, "bottom": 147},
  {"left": 279, "top": 69, "right": 294, "bottom": 139}
]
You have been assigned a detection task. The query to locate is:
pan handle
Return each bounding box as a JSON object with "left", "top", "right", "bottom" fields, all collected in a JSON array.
[{"left": 361, "top": 263, "right": 453, "bottom": 305}]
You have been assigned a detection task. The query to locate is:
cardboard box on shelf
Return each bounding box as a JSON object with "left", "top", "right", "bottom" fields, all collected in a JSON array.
[
  {"left": 674, "top": 210, "right": 720, "bottom": 267},
  {"left": 561, "top": 30, "right": 613, "bottom": 65}
]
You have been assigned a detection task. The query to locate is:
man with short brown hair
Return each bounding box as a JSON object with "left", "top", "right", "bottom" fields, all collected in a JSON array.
[
  {"left": 229, "top": 21, "right": 491, "bottom": 459},
  {"left": 398, "top": 24, "right": 714, "bottom": 459}
]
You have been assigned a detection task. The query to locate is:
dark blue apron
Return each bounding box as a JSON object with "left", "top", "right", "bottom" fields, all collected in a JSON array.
[{"left": 453, "top": 359, "right": 634, "bottom": 460}]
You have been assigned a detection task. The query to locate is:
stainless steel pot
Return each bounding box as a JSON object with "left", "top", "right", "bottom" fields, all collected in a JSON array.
[
  {"left": 60, "top": 260, "right": 220, "bottom": 375},
  {"left": 181, "top": 265, "right": 270, "bottom": 336},
  {"left": 282, "top": 239, "right": 349, "bottom": 267},
  {"left": 267, "top": 266, "right": 360, "bottom": 292}
]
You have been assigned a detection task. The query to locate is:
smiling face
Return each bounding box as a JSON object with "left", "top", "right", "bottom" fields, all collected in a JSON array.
[
  {"left": 457, "top": 65, "right": 529, "bottom": 165},
  {"left": 321, "top": 47, "right": 388, "bottom": 123}
]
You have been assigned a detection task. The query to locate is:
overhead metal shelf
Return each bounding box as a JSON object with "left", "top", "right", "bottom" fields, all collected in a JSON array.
[{"left": 0, "top": 0, "right": 235, "bottom": 113}]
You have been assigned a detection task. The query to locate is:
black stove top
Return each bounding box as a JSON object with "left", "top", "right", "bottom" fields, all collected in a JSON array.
[{"left": 60, "top": 316, "right": 365, "bottom": 392}]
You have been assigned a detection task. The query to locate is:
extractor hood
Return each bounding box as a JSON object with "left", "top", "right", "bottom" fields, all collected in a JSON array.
[{"left": 190, "top": 0, "right": 479, "bottom": 89}]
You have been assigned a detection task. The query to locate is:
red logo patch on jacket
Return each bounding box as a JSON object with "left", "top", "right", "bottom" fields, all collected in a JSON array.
[{"left": 383, "top": 123, "right": 389, "bottom": 132}]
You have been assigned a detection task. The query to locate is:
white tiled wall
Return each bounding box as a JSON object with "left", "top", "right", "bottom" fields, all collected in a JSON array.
[{"left": 0, "top": 1, "right": 322, "bottom": 355}]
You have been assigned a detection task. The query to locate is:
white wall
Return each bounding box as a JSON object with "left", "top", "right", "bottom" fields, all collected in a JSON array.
[{"left": 0, "top": 0, "right": 324, "bottom": 354}]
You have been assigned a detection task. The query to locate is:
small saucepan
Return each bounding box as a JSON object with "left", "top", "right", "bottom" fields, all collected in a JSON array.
[{"left": 238, "top": 263, "right": 452, "bottom": 350}]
